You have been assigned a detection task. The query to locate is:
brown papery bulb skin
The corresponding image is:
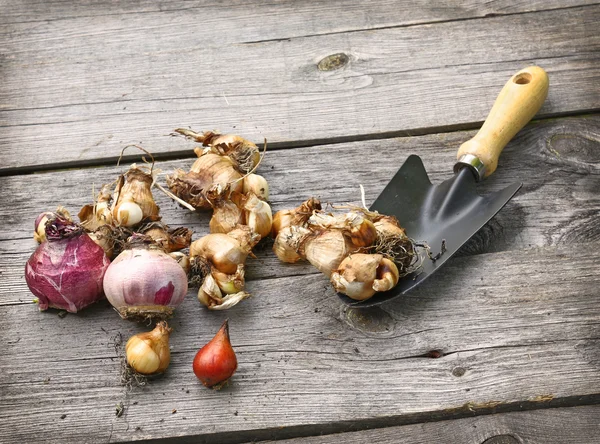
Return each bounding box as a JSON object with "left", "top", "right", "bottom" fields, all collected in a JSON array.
[
  {"left": 242, "top": 193, "right": 273, "bottom": 239},
  {"left": 79, "top": 184, "right": 113, "bottom": 231},
  {"left": 243, "top": 174, "right": 269, "bottom": 200},
  {"left": 331, "top": 253, "right": 400, "bottom": 301},
  {"left": 166, "top": 152, "right": 243, "bottom": 210},
  {"left": 190, "top": 233, "right": 250, "bottom": 274},
  {"left": 126, "top": 321, "right": 172, "bottom": 375},
  {"left": 192, "top": 320, "right": 238, "bottom": 388},
  {"left": 271, "top": 198, "right": 322, "bottom": 238},
  {"left": 301, "top": 229, "right": 357, "bottom": 277},
  {"left": 110, "top": 168, "right": 160, "bottom": 228},
  {"left": 209, "top": 200, "right": 244, "bottom": 234},
  {"left": 208, "top": 134, "right": 260, "bottom": 174},
  {"left": 175, "top": 128, "right": 259, "bottom": 173},
  {"left": 272, "top": 225, "right": 311, "bottom": 263},
  {"left": 271, "top": 209, "right": 294, "bottom": 238},
  {"left": 346, "top": 215, "right": 378, "bottom": 247},
  {"left": 141, "top": 222, "right": 193, "bottom": 253},
  {"left": 373, "top": 215, "right": 407, "bottom": 238}
]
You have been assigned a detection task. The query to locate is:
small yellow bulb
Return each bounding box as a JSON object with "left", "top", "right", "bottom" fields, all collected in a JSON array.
[{"left": 125, "top": 322, "right": 172, "bottom": 375}]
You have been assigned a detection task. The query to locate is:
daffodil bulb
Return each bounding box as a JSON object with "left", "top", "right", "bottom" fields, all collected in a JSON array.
[{"left": 331, "top": 253, "right": 399, "bottom": 301}]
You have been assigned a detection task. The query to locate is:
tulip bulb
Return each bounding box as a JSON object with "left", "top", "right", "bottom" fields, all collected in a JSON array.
[
  {"left": 192, "top": 320, "right": 238, "bottom": 388},
  {"left": 125, "top": 321, "right": 172, "bottom": 375}
]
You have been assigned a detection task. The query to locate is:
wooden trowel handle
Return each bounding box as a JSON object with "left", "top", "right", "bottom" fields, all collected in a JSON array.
[{"left": 456, "top": 66, "right": 549, "bottom": 180}]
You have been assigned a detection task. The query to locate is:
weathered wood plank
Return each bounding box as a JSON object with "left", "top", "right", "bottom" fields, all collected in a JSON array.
[
  {"left": 1, "top": 4, "right": 599, "bottom": 171},
  {"left": 2, "top": 0, "right": 594, "bottom": 28},
  {"left": 261, "top": 405, "right": 600, "bottom": 444},
  {"left": 1, "top": 115, "right": 598, "bottom": 302},
  {"left": 1, "top": 242, "right": 599, "bottom": 443}
]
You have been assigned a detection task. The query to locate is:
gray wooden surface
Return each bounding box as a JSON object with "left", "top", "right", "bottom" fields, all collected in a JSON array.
[
  {"left": 1, "top": 1, "right": 599, "bottom": 172},
  {"left": 263, "top": 406, "right": 600, "bottom": 444},
  {"left": 1, "top": 1, "right": 599, "bottom": 443}
]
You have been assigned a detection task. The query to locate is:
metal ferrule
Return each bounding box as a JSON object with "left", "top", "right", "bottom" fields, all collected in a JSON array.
[{"left": 454, "top": 154, "right": 486, "bottom": 182}]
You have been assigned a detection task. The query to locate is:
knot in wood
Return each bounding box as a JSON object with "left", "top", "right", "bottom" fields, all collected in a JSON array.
[
  {"left": 452, "top": 366, "right": 466, "bottom": 377},
  {"left": 318, "top": 53, "right": 349, "bottom": 71},
  {"left": 343, "top": 306, "right": 394, "bottom": 334},
  {"left": 547, "top": 133, "right": 600, "bottom": 167},
  {"left": 481, "top": 435, "right": 520, "bottom": 444}
]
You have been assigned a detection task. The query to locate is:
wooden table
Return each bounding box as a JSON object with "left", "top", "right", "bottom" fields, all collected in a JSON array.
[{"left": 1, "top": 1, "right": 599, "bottom": 443}]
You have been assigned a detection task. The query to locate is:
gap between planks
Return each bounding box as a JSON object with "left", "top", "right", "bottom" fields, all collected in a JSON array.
[
  {"left": 240, "top": 2, "right": 600, "bottom": 44},
  {"left": 103, "top": 395, "right": 600, "bottom": 444},
  {"left": 1, "top": 111, "right": 599, "bottom": 178}
]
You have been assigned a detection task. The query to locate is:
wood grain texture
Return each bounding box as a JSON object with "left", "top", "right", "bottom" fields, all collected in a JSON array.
[
  {"left": 3, "top": 0, "right": 595, "bottom": 28},
  {"left": 1, "top": 117, "right": 599, "bottom": 443},
  {"left": 1, "top": 116, "right": 598, "bottom": 303},
  {"left": 1, "top": 3, "right": 599, "bottom": 171},
  {"left": 261, "top": 405, "right": 600, "bottom": 444},
  {"left": 1, "top": 241, "right": 599, "bottom": 443}
]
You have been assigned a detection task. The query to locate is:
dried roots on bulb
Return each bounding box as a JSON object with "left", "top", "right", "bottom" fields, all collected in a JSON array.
[
  {"left": 174, "top": 128, "right": 260, "bottom": 174},
  {"left": 166, "top": 127, "right": 272, "bottom": 242},
  {"left": 139, "top": 221, "right": 193, "bottom": 253},
  {"left": 189, "top": 226, "right": 259, "bottom": 310},
  {"left": 166, "top": 152, "right": 243, "bottom": 210},
  {"left": 87, "top": 224, "right": 132, "bottom": 259},
  {"left": 74, "top": 155, "right": 193, "bottom": 260},
  {"left": 166, "top": 127, "right": 261, "bottom": 211},
  {"left": 272, "top": 199, "right": 419, "bottom": 301}
]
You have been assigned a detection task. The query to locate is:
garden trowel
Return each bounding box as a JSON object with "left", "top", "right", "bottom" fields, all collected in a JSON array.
[{"left": 339, "top": 66, "right": 549, "bottom": 306}]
